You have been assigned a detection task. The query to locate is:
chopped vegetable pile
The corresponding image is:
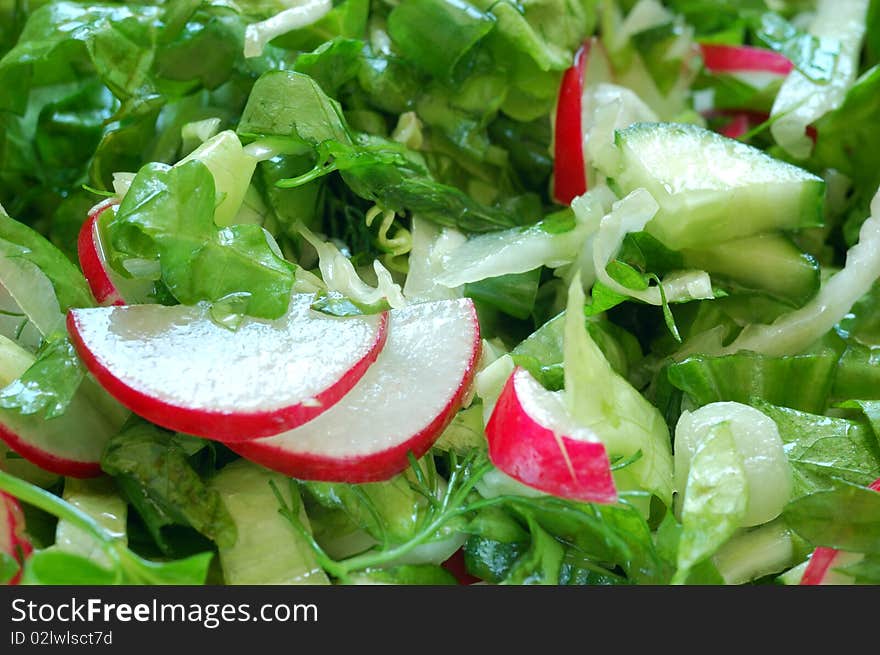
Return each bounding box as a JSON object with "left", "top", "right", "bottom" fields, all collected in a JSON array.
[{"left": 1, "top": 0, "right": 880, "bottom": 586}]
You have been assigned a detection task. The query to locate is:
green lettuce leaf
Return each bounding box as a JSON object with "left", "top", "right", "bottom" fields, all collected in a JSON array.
[
  {"left": 667, "top": 349, "right": 840, "bottom": 414},
  {"left": 783, "top": 479, "right": 880, "bottom": 553},
  {"left": 387, "top": 0, "right": 496, "bottom": 79},
  {"left": 0, "top": 335, "right": 84, "bottom": 419},
  {"left": 100, "top": 418, "right": 237, "bottom": 556},
  {"left": 106, "top": 159, "right": 295, "bottom": 319},
  {"left": 674, "top": 422, "right": 748, "bottom": 583},
  {"left": 755, "top": 401, "right": 880, "bottom": 499}
]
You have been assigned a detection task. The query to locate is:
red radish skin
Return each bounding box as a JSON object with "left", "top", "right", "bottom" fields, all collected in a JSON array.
[
  {"left": 442, "top": 548, "right": 481, "bottom": 585},
  {"left": 708, "top": 111, "right": 817, "bottom": 144},
  {"left": 231, "top": 299, "right": 481, "bottom": 483},
  {"left": 719, "top": 113, "right": 753, "bottom": 140},
  {"left": 699, "top": 46, "right": 819, "bottom": 144},
  {"left": 553, "top": 42, "right": 589, "bottom": 206},
  {"left": 699, "top": 44, "right": 794, "bottom": 75},
  {"left": 800, "top": 477, "right": 880, "bottom": 585},
  {"left": 486, "top": 367, "right": 617, "bottom": 505},
  {"left": 78, "top": 199, "right": 124, "bottom": 306},
  {"left": 0, "top": 422, "right": 101, "bottom": 478},
  {"left": 67, "top": 299, "right": 389, "bottom": 442},
  {"left": 1, "top": 492, "right": 32, "bottom": 585}
]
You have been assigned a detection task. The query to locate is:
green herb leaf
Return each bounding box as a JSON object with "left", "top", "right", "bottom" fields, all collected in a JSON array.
[
  {"left": 783, "top": 479, "right": 880, "bottom": 554},
  {"left": 0, "top": 334, "right": 84, "bottom": 419},
  {"left": 107, "top": 159, "right": 295, "bottom": 319},
  {"left": 101, "top": 418, "right": 237, "bottom": 554}
]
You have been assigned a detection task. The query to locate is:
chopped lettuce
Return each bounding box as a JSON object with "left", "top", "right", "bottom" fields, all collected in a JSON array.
[{"left": 1, "top": 0, "right": 880, "bottom": 587}]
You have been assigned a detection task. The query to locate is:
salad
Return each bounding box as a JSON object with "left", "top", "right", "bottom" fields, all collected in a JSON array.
[{"left": 0, "top": 0, "right": 879, "bottom": 587}]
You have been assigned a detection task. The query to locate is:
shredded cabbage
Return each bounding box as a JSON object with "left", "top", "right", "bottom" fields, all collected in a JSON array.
[
  {"left": 299, "top": 224, "right": 406, "bottom": 309},
  {"left": 591, "top": 188, "right": 715, "bottom": 306},
  {"left": 770, "top": 0, "right": 870, "bottom": 159},
  {"left": 402, "top": 216, "right": 466, "bottom": 302},
  {"left": 243, "top": 0, "right": 333, "bottom": 58},
  {"left": 563, "top": 274, "right": 674, "bottom": 508},
  {"left": 583, "top": 82, "right": 660, "bottom": 180},
  {"left": 723, "top": 185, "right": 880, "bottom": 356},
  {"left": 435, "top": 212, "right": 595, "bottom": 290}
]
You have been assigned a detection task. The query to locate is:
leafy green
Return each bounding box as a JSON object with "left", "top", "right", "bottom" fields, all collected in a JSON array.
[
  {"left": 463, "top": 535, "right": 527, "bottom": 582},
  {"left": 783, "top": 479, "right": 880, "bottom": 553},
  {"left": 655, "top": 510, "right": 726, "bottom": 585},
  {"left": 500, "top": 513, "right": 564, "bottom": 584},
  {"left": 100, "top": 418, "right": 236, "bottom": 556},
  {"left": 755, "top": 401, "right": 880, "bottom": 499},
  {"left": 239, "top": 70, "right": 526, "bottom": 233},
  {"left": 564, "top": 277, "right": 674, "bottom": 506},
  {"left": 387, "top": 0, "right": 495, "bottom": 79},
  {"left": 301, "top": 463, "right": 446, "bottom": 546},
  {"left": 813, "top": 64, "right": 880, "bottom": 235},
  {"left": 753, "top": 12, "right": 839, "bottom": 83},
  {"left": 0, "top": 205, "right": 93, "bottom": 313},
  {"left": 461, "top": 506, "right": 529, "bottom": 582},
  {"left": 0, "top": 550, "right": 20, "bottom": 584},
  {"left": 667, "top": 349, "right": 840, "bottom": 414},
  {"left": 464, "top": 269, "right": 541, "bottom": 320},
  {"left": 674, "top": 422, "right": 748, "bottom": 583},
  {"left": 0, "top": 1, "right": 268, "bottom": 226},
  {"left": 0, "top": 334, "right": 84, "bottom": 419},
  {"left": 106, "top": 159, "right": 295, "bottom": 319},
  {"left": 0, "top": 469, "right": 213, "bottom": 584},
  {"left": 293, "top": 37, "right": 364, "bottom": 96},
  {"left": 348, "top": 563, "right": 459, "bottom": 585}
]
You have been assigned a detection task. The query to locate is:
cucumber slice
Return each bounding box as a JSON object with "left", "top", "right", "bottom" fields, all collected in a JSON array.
[
  {"left": 208, "top": 459, "right": 329, "bottom": 585},
  {"left": 682, "top": 233, "right": 820, "bottom": 306},
  {"left": 711, "top": 519, "right": 794, "bottom": 585},
  {"left": 608, "top": 122, "right": 825, "bottom": 249}
]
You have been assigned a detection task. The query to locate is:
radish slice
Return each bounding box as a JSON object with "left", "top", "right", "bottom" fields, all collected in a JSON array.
[
  {"left": 0, "top": 336, "right": 124, "bottom": 478},
  {"left": 68, "top": 294, "right": 389, "bottom": 442},
  {"left": 231, "top": 298, "right": 480, "bottom": 482},
  {"left": 699, "top": 43, "right": 794, "bottom": 76},
  {"left": 800, "top": 477, "right": 880, "bottom": 585},
  {"left": 1, "top": 491, "right": 32, "bottom": 585},
  {"left": 486, "top": 366, "right": 617, "bottom": 504},
  {"left": 553, "top": 42, "right": 589, "bottom": 205},
  {"left": 78, "top": 199, "right": 153, "bottom": 306}
]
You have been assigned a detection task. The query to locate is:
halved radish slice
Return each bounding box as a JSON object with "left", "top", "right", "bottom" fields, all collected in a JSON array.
[
  {"left": 552, "top": 42, "right": 590, "bottom": 205},
  {"left": 78, "top": 199, "right": 153, "bottom": 306},
  {"left": 800, "top": 477, "right": 880, "bottom": 585},
  {"left": 68, "top": 294, "right": 389, "bottom": 441},
  {"left": 486, "top": 366, "right": 617, "bottom": 504},
  {"left": 699, "top": 43, "right": 794, "bottom": 76},
  {"left": 0, "top": 336, "right": 124, "bottom": 477},
  {"left": 231, "top": 298, "right": 480, "bottom": 482},
  {"left": 1, "top": 491, "right": 31, "bottom": 585}
]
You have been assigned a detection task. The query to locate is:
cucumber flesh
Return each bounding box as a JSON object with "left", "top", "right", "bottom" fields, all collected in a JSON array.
[
  {"left": 209, "top": 459, "right": 329, "bottom": 585},
  {"left": 608, "top": 122, "right": 825, "bottom": 249},
  {"left": 682, "top": 233, "right": 820, "bottom": 306},
  {"left": 712, "top": 519, "right": 794, "bottom": 585}
]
